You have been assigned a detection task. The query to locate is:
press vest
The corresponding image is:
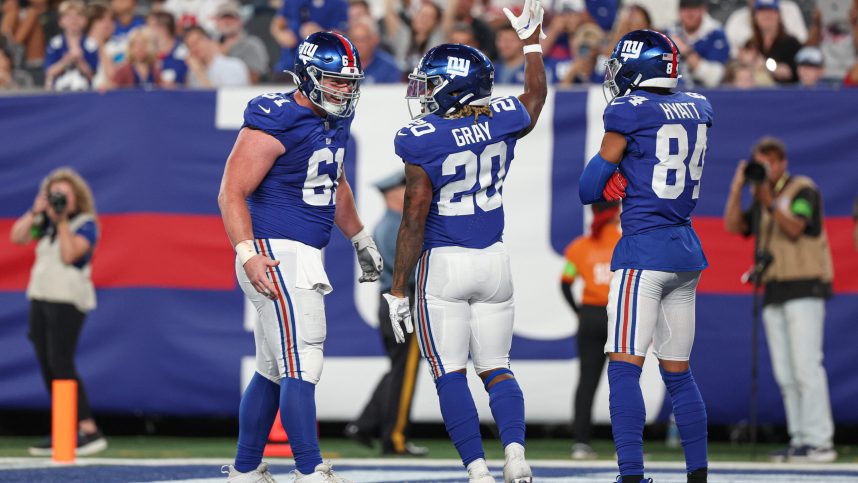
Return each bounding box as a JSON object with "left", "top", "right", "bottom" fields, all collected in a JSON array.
[{"left": 26, "top": 213, "right": 97, "bottom": 313}]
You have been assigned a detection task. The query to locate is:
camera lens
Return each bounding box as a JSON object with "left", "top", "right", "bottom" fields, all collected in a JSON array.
[
  {"left": 49, "top": 192, "right": 68, "bottom": 214},
  {"left": 743, "top": 161, "right": 767, "bottom": 184}
]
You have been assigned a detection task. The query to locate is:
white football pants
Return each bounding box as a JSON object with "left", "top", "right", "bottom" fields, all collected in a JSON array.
[
  {"left": 413, "top": 242, "right": 515, "bottom": 379},
  {"left": 605, "top": 269, "right": 701, "bottom": 360},
  {"left": 235, "top": 239, "right": 332, "bottom": 385}
]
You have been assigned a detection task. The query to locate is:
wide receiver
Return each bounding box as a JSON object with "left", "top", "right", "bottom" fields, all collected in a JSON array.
[
  {"left": 383, "top": 0, "right": 547, "bottom": 482},
  {"left": 218, "top": 32, "right": 382, "bottom": 483},
  {"left": 579, "top": 30, "right": 713, "bottom": 483}
]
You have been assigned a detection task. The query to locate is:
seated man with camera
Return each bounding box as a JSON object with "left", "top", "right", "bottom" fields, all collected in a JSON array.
[{"left": 723, "top": 137, "right": 836, "bottom": 463}]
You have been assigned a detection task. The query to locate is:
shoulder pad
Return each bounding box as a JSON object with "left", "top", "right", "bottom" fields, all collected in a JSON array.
[
  {"left": 603, "top": 97, "right": 638, "bottom": 134},
  {"left": 394, "top": 118, "right": 437, "bottom": 163},
  {"left": 243, "top": 93, "right": 297, "bottom": 132}
]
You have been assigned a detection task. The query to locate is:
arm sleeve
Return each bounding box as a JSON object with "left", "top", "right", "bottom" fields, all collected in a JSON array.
[
  {"left": 792, "top": 187, "right": 821, "bottom": 236},
  {"left": 75, "top": 220, "right": 98, "bottom": 246},
  {"left": 560, "top": 281, "right": 579, "bottom": 313}
]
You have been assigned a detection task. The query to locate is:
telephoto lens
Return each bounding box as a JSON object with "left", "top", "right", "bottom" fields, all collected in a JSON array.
[
  {"left": 743, "top": 160, "right": 767, "bottom": 185},
  {"left": 48, "top": 192, "right": 67, "bottom": 215}
]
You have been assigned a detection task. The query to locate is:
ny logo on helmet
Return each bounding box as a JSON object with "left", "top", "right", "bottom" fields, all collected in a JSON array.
[
  {"left": 447, "top": 57, "right": 471, "bottom": 77},
  {"left": 619, "top": 40, "right": 644, "bottom": 62},
  {"left": 298, "top": 42, "right": 319, "bottom": 64}
]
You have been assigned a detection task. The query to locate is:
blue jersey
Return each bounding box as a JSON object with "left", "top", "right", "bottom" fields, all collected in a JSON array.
[
  {"left": 242, "top": 91, "right": 353, "bottom": 249},
  {"left": 394, "top": 96, "right": 531, "bottom": 251},
  {"left": 604, "top": 90, "right": 714, "bottom": 272}
]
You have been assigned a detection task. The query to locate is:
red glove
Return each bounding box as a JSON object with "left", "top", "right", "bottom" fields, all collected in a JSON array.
[{"left": 602, "top": 171, "right": 628, "bottom": 202}]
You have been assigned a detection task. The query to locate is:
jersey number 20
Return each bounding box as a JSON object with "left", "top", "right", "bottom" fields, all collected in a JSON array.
[
  {"left": 652, "top": 123, "right": 707, "bottom": 199},
  {"left": 439, "top": 141, "right": 507, "bottom": 216}
]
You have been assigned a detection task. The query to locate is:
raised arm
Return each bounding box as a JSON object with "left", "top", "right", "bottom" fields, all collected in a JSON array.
[{"left": 504, "top": 0, "right": 547, "bottom": 137}]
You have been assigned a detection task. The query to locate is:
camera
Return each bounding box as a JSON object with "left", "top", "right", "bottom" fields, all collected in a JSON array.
[
  {"left": 743, "top": 158, "right": 768, "bottom": 185},
  {"left": 48, "top": 191, "right": 68, "bottom": 215}
]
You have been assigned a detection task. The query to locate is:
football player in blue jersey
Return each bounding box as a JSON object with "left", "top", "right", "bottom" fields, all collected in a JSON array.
[
  {"left": 579, "top": 30, "right": 713, "bottom": 483},
  {"left": 218, "top": 31, "right": 382, "bottom": 483},
  {"left": 382, "top": 0, "right": 547, "bottom": 481}
]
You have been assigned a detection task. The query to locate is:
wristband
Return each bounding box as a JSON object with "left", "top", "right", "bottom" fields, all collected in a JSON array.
[
  {"left": 350, "top": 227, "right": 370, "bottom": 245},
  {"left": 523, "top": 44, "right": 543, "bottom": 55},
  {"left": 235, "top": 239, "right": 257, "bottom": 266}
]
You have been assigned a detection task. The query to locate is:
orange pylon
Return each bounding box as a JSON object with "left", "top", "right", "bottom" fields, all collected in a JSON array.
[{"left": 263, "top": 411, "right": 293, "bottom": 457}]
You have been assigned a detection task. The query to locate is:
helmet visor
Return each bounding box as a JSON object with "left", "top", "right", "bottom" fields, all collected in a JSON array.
[{"left": 406, "top": 71, "right": 441, "bottom": 120}]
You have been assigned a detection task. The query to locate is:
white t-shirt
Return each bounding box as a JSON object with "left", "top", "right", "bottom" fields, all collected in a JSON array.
[{"left": 189, "top": 54, "right": 250, "bottom": 88}]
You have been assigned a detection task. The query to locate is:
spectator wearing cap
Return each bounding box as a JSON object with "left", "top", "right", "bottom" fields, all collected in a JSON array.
[
  {"left": 348, "top": 16, "right": 400, "bottom": 84},
  {"left": 725, "top": 0, "right": 807, "bottom": 57},
  {"left": 270, "top": 0, "right": 348, "bottom": 77},
  {"left": 146, "top": 10, "right": 188, "bottom": 88},
  {"left": 807, "top": 0, "right": 856, "bottom": 82},
  {"left": 184, "top": 25, "right": 248, "bottom": 88},
  {"left": 750, "top": 0, "right": 802, "bottom": 84},
  {"left": 442, "top": 0, "right": 497, "bottom": 59},
  {"left": 795, "top": 46, "right": 826, "bottom": 88},
  {"left": 668, "top": 0, "right": 730, "bottom": 88},
  {"left": 344, "top": 171, "right": 428, "bottom": 457},
  {"left": 214, "top": 1, "right": 268, "bottom": 84}
]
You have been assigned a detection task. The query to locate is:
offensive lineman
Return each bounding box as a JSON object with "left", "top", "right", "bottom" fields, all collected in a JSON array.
[
  {"left": 579, "top": 30, "right": 713, "bottom": 483},
  {"left": 383, "top": 0, "right": 547, "bottom": 482},
  {"left": 218, "top": 32, "right": 382, "bottom": 483}
]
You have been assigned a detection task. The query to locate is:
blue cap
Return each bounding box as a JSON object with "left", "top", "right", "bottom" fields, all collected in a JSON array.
[
  {"left": 754, "top": 0, "right": 779, "bottom": 10},
  {"left": 373, "top": 170, "right": 406, "bottom": 192}
]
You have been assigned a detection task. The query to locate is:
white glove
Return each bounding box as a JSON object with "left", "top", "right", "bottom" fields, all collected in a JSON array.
[
  {"left": 351, "top": 228, "right": 383, "bottom": 283},
  {"left": 503, "top": 0, "right": 547, "bottom": 40},
  {"left": 383, "top": 293, "right": 413, "bottom": 344}
]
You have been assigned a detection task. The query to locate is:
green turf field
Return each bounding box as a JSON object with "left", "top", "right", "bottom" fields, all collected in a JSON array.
[{"left": 0, "top": 437, "right": 854, "bottom": 462}]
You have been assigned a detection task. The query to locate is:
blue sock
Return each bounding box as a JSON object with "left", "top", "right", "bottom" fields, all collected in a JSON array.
[
  {"left": 608, "top": 361, "right": 645, "bottom": 477},
  {"left": 485, "top": 370, "right": 525, "bottom": 448},
  {"left": 281, "top": 377, "right": 323, "bottom": 475},
  {"left": 660, "top": 367, "right": 708, "bottom": 473},
  {"left": 234, "top": 373, "right": 280, "bottom": 473},
  {"left": 436, "top": 372, "right": 484, "bottom": 467}
]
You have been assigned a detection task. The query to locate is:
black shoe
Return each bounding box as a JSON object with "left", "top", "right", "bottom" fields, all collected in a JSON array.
[
  {"left": 28, "top": 431, "right": 107, "bottom": 456},
  {"left": 383, "top": 441, "right": 429, "bottom": 457},
  {"left": 343, "top": 423, "right": 374, "bottom": 448},
  {"left": 76, "top": 430, "right": 107, "bottom": 456},
  {"left": 28, "top": 436, "right": 53, "bottom": 456}
]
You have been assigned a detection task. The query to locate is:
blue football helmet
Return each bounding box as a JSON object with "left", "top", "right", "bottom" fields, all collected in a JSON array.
[
  {"left": 604, "top": 29, "right": 680, "bottom": 102},
  {"left": 292, "top": 31, "right": 364, "bottom": 117},
  {"left": 406, "top": 44, "right": 494, "bottom": 119}
]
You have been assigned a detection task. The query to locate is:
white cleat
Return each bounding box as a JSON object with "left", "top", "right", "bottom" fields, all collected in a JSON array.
[
  {"left": 293, "top": 461, "right": 352, "bottom": 482},
  {"left": 467, "top": 458, "right": 497, "bottom": 483},
  {"left": 503, "top": 443, "right": 533, "bottom": 483},
  {"left": 222, "top": 462, "right": 278, "bottom": 483}
]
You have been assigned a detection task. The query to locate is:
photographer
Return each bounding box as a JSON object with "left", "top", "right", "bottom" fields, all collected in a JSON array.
[
  {"left": 723, "top": 137, "right": 836, "bottom": 463},
  {"left": 9, "top": 167, "right": 106, "bottom": 456}
]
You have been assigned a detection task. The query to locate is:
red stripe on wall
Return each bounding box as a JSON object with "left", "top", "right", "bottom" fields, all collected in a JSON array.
[
  {"left": 0, "top": 214, "right": 235, "bottom": 291},
  {"left": 694, "top": 216, "right": 857, "bottom": 294}
]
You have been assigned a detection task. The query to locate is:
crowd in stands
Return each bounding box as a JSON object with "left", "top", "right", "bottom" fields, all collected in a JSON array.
[{"left": 0, "top": 0, "right": 856, "bottom": 92}]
